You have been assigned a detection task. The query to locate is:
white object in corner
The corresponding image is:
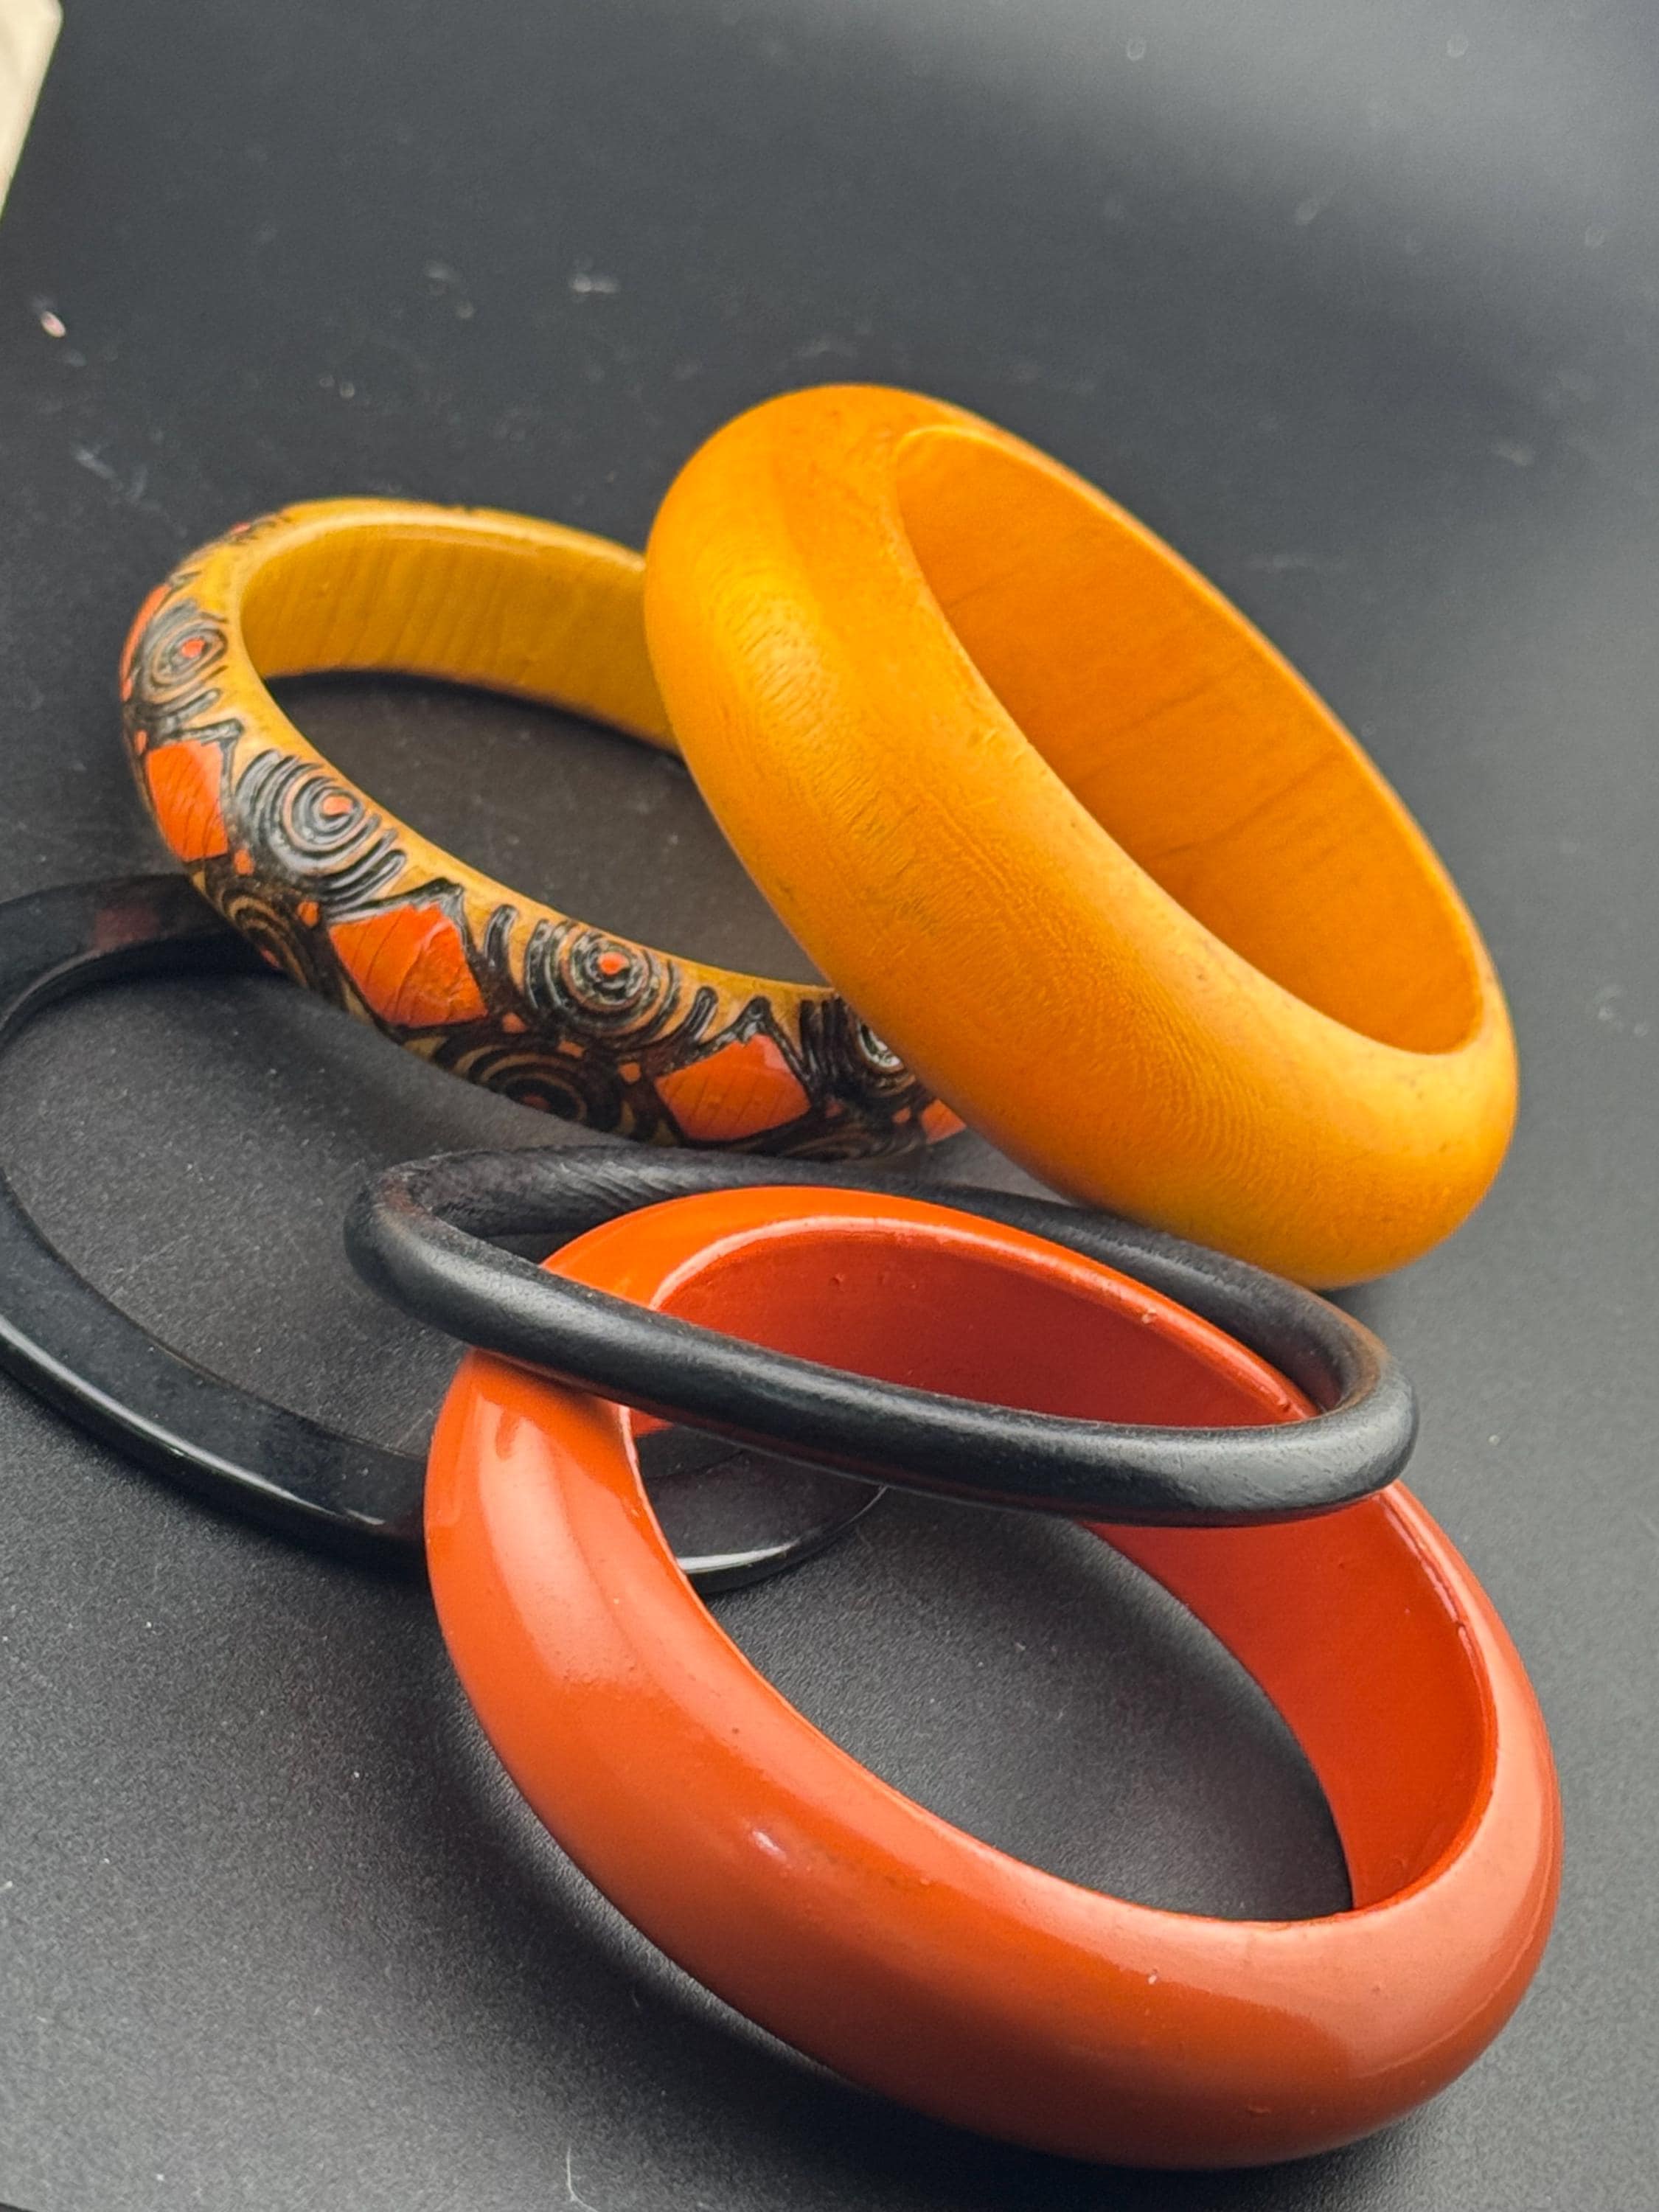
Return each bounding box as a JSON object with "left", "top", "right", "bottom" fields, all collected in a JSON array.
[{"left": 0, "top": 0, "right": 58, "bottom": 220}]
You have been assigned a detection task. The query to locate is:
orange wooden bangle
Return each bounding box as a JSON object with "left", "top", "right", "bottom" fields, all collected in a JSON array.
[
  {"left": 643, "top": 386, "right": 1518, "bottom": 1281},
  {"left": 119, "top": 499, "right": 955, "bottom": 1155},
  {"left": 428, "top": 1186, "right": 1560, "bottom": 2168}
]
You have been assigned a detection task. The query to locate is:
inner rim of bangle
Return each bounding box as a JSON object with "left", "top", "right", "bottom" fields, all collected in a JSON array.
[
  {"left": 640, "top": 1209, "right": 1309, "bottom": 1430},
  {"left": 606, "top": 1200, "right": 1486, "bottom": 1905},
  {"left": 893, "top": 425, "right": 1486, "bottom": 1056},
  {"left": 236, "top": 509, "right": 672, "bottom": 746}
]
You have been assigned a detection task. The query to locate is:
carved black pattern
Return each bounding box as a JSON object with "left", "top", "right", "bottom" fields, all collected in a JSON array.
[
  {"left": 121, "top": 556, "right": 945, "bottom": 1156},
  {"left": 231, "top": 751, "right": 405, "bottom": 908},
  {"left": 523, "top": 917, "right": 682, "bottom": 1040},
  {"left": 123, "top": 589, "right": 243, "bottom": 754}
]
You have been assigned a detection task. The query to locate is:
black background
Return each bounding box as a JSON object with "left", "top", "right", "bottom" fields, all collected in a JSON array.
[{"left": 0, "top": 3, "right": 1655, "bottom": 2207}]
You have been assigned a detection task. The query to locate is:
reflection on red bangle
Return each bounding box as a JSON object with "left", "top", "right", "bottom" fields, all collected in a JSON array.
[{"left": 425, "top": 1184, "right": 1560, "bottom": 2168}]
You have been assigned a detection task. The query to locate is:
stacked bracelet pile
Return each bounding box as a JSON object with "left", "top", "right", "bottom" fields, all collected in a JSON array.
[{"left": 7, "top": 378, "right": 1550, "bottom": 2170}]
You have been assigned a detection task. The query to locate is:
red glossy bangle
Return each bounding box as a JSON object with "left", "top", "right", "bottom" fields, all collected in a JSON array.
[{"left": 426, "top": 1187, "right": 1560, "bottom": 2168}]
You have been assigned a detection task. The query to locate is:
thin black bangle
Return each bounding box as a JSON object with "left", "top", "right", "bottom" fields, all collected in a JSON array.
[
  {"left": 347, "top": 1146, "right": 1419, "bottom": 1527},
  {"left": 0, "top": 875, "right": 880, "bottom": 1584}
]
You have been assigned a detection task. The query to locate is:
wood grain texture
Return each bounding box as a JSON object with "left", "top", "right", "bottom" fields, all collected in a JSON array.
[{"left": 646, "top": 386, "right": 1518, "bottom": 1283}]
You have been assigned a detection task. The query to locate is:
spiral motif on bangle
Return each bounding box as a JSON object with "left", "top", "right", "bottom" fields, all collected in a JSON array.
[
  {"left": 800, "top": 998, "right": 922, "bottom": 1108},
  {"left": 122, "top": 591, "right": 243, "bottom": 754},
  {"left": 431, "top": 1038, "right": 641, "bottom": 1135},
  {"left": 119, "top": 524, "right": 954, "bottom": 1160},
  {"left": 526, "top": 918, "right": 681, "bottom": 1040},
  {"left": 144, "top": 601, "right": 227, "bottom": 695},
  {"left": 232, "top": 751, "right": 404, "bottom": 909},
  {"left": 850, "top": 1018, "right": 910, "bottom": 1083},
  {"left": 211, "top": 883, "right": 341, "bottom": 995}
]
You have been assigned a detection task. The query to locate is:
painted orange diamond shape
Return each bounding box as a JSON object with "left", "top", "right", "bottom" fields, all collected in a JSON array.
[
  {"left": 330, "top": 900, "right": 487, "bottom": 1029},
  {"left": 145, "top": 740, "right": 229, "bottom": 862},
  {"left": 656, "top": 1031, "right": 810, "bottom": 1141},
  {"left": 920, "top": 1099, "right": 965, "bottom": 1140}
]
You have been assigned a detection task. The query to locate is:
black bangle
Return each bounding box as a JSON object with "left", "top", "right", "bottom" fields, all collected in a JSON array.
[
  {"left": 0, "top": 875, "right": 879, "bottom": 1584},
  {"left": 347, "top": 1145, "right": 1419, "bottom": 1526}
]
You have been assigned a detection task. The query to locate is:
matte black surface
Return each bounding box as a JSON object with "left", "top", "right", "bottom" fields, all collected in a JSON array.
[
  {"left": 0, "top": 872, "right": 881, "bottom": 1585},
  {"left": 349, "top": 1145, "right": 1415, "bottom": 1523},
  {"left": 0, "top": 873, "right": 422, "bottom": 1553},
  {"left": 0, "top": 2, "right": 1654, "bottom": 2208}
]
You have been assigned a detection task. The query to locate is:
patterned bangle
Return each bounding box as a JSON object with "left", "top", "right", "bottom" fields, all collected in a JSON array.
[{"left": 121, "top": 498, "right": 956, "bottom": 1156}]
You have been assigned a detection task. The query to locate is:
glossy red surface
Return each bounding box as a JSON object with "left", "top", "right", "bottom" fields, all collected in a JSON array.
[{"left": 426, "top": 1188, "right": 1560, "bottom": 2168}]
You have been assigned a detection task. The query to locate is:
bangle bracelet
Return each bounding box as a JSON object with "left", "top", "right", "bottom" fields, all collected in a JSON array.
[
  {"left": 426, "top": 1188, "right": 1560, "bottom": 2166},
  {"left": 347, "top": 1147, "right": 1418, "bottom": 1525},
  {"left": 0, "top": 874, "right": 880, "bottom": 1585},
  {"left": 644, "top": 384, "right": 1518, "bottom": 1283},
  {"left": 120, "top": 498, "right": 955, "bottom": 1158}
]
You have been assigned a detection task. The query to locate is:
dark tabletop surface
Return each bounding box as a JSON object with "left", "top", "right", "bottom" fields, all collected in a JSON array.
[{"left": 0, "top": 2, "right": 1655, "bottom": 2206}]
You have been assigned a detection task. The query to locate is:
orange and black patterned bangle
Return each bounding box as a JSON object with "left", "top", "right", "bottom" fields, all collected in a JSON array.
[{"left": 120, "top": 499, "right": 956, "bottom": 1155}]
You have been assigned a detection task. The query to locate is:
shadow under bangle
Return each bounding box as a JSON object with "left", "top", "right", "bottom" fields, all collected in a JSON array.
[
  {"left": 120, "top": 498, "right": 954, "bottom": 1157},
  {"left": 425, "top": 1183, "right": 1560, "bottom": 2166},
  {"left": 347, "top": 1144, "right": 1419, "bottom": 1526},
  {"left": 0, "top": 874, "right": 881, "bottom": 1584}
]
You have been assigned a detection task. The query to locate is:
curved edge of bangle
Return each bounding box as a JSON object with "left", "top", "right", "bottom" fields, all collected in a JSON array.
[
  {"left": 345, "top": 1144, "right": 1418, "bottom": 1526},
  {"left": 0, "top": 874, "right": 883, "bottom": 1585},
  {"left": 641, "top": 382, "right": 1515, "bottom": 1283},
  {"left": 425, "top": 1220, "right": 1559, "bottom": 2166},
  {"left": 119, "top": 498, "right": 955, "bottom": 1158}
]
